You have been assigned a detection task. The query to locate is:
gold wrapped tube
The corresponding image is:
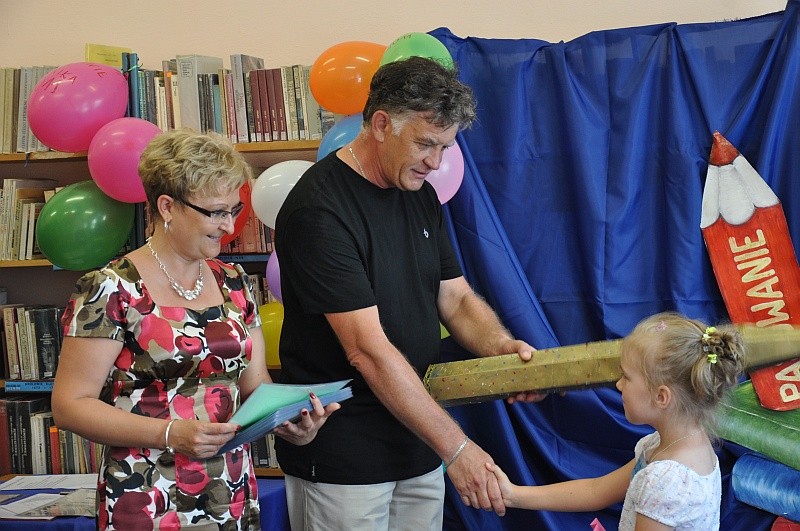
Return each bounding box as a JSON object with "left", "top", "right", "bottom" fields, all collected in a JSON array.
[{"left": 424, "top": 324, "right": 800, "bottom": 406}]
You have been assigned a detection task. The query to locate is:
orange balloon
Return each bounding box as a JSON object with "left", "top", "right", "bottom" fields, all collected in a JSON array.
[{"left": 310, "top": 41, "right": 387, "bottom": 115}]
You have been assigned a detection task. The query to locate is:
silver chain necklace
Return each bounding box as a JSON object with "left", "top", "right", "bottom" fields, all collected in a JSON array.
[
  {"left": 649, "top": 429, "right": 701, "bottom": 462},
  {"left": 146, "top": 238, "right": 204, "bottom": 301},
  {"left": 349, "top": 144, "right": 367, "bottom": 178}
]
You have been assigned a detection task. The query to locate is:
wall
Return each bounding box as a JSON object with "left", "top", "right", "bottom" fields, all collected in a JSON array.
[{"left": 0, "top": 1, "right": 787, "bottom": 69}]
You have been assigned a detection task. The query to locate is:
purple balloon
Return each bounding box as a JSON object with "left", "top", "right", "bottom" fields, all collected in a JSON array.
[
  {"left": 266, "top": 251, "right": 283, "bottom": 304},
  {"left": 426, "top": 141, "right": 465, "bottom": 204}
]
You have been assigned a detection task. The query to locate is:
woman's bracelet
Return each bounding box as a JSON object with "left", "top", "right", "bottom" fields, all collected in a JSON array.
[
  {"left": 445, "top": 436, "right": 469, "bottom": 469},
  {"left": 164, "top": 419, "right": 177, "bottom": 453}
]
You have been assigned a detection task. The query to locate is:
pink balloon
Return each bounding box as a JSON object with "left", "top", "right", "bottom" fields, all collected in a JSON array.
[
  {"left": 88, "top": 118, "right": 161, "bottom": 203},
  {"left": 28, "top": 62, "right": 128, "bottom": 153},
  {"left": 426, "top": 141, "right": 465, "bottom": 204},
  {"left": 266, "top": 251, "right": 282, "bottom": 304}
]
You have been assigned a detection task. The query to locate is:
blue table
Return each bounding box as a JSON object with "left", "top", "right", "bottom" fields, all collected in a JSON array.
[{"left": 0, "top": 477, "right": 289, "bottom": 530}]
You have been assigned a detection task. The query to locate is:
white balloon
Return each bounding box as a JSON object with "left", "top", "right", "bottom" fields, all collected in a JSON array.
[{"left": 251, "top": 160, "right": 314, "bottom": 229}]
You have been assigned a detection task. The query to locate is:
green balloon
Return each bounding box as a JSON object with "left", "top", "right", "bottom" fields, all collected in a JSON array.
[
  {"left": 36, "top": 180, "right": 135, "bottom": 270},
  {"left": 380, "top": 32, "right": 455, "bottom": 69}
]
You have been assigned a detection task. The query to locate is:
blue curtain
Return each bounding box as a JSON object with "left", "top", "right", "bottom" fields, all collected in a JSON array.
[{"left": 431, "top": 1, "right": 800, "bottom": 528}]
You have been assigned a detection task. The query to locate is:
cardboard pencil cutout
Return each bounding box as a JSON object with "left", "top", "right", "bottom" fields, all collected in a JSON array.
[{"left": 700, "top": 131, "right": 800, "bottom": 411}]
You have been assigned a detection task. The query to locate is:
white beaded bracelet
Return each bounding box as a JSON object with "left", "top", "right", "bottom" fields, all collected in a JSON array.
[
  {"left": 164, "top": 419, "right": 177, "bottom": 454},
  {"left": 445, "top": 436, "right": 469, "bottom": 469}
]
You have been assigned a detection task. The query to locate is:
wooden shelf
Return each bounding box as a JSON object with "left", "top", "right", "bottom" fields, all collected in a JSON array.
[
  {"left": 0, "top": 259, "right": 53, "bottom": 268},
  {"left": 0, "top": 151, "right": 88, "bottom": 163},
  {"left": 254, "top": 467, "right": 283, "bottom": 478},
  {"left": 0, "top": 140, "right": 320, "bottom": 165}
]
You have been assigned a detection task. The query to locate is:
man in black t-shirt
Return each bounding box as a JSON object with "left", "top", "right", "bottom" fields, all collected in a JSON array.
[{"left": 275, "top": 56, "right": 538, "bottom": 530}]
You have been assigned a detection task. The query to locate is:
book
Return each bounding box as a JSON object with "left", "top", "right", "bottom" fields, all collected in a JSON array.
[
  {"left": 25, "top": 201, "right": 45, "bottom": 260},
  {"left": 259, "top": 69, "right": 275, "bottom": 142},
  {"left": 223, "top": 71, "right": 237, "bottom": 143},
  {"left": 292, "top": 65, "right": 307, "bottom": 140},
  {"left": 301, "top": 65, "right": 323, "bottom": 141},
  {"left": 229, "top": 54, "right": 264, "bottom": 143},
  {"left": 248, "top": 71, "right": 263, "bottom": 142},
  {"left": 29, "top": 306, "right": 61, "bottom": 379},
  {"left": 8, "top": 395, "right": 50, "bottom": 473},
  {"left": 15, "top": 306, "right": 34, "bottom": 380},
  {"left": 2, "top": 67, "right": 19, "bottom": 153},
  {"left": 0, "top": 397, "right": 15, "bottom": 475},
  {"left": 84, "top": 43, "right": 132, "bottom": 69},
  {"left": 127, "top": 52, "right": 141, "bottom": 121},
  {"left": 49, "top": 425, "right": 62, "bottom": 474},
  {"left": 218, "top": 68, "right": 230, "bottom": 139},
  {"left": 1, "top": 304, "right": 24, "bottom": 380},
  {"left": 0, "top": 68, "right": 6, "bottom": 152},
  {"left": 176, "top": 54, "right": 223, "bottom": 132},
  {"left": 15, "top": 66, "right": 35, "bottom": 153},
  {"left": 280, "top": 66, "right": 299, "bottom": 141},
  {"left": 218, "top": 379, "right": 353, "bottom": 454},
  {"left": 270, "top": 68, "right": 287, "bottom": 141},
  {"left": 30, "top": 410, "right": 54, "bottom": 474}
]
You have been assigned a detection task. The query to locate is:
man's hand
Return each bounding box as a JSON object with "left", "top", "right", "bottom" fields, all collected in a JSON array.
[
  {"left": 495, "top": 339, "right": 548, "bottom": 404},
  {"left": 446, "top": 440, "right": 507, "bottom": 516}
]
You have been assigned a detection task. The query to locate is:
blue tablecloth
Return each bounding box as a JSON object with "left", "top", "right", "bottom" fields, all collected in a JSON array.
[{"left": 0, "top": 477, "right": 289, "bottom": 530}]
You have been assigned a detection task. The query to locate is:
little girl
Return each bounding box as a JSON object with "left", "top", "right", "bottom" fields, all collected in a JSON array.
[{"left": 487, "top": 312, "right": 745, "bottom": 530}]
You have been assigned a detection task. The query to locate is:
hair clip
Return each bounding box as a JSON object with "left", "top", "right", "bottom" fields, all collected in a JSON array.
[
  {"left": 702, "top": 326, "right": 717, "bottom": 342},
  {"left": 655, "top": 320, "right": 667, "bottom": 332},
  {"left": 707, "top": 353, "right": 718, "bottom": 364}
]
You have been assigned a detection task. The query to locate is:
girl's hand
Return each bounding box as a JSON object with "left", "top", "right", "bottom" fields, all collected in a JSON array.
[
  {"left": 485, "top": 462, "right": 515, "bottom": 507},
  {"left": 273, "top": 392, "right": 341, "bottom": 445}
]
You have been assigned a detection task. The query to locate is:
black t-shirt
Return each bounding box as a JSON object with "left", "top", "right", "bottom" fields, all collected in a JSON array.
[{"left": 274, "top": 151, "right": 463, "bottom": 484}]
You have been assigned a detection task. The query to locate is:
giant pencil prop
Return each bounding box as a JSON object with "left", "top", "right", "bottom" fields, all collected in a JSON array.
[
  {"left": 424, "top": 324, "right": 800, "bottom": 407},
  {"left": 701, "top": 132, "right": 800, "bottom": 411}
]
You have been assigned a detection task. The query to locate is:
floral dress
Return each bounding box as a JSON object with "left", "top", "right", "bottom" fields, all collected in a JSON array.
[{"left": 62, "top": 257, "right": 261, "bottom": 530}]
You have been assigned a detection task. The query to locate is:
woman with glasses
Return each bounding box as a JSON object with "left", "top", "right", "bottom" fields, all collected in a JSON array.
[{"left": 51, "top": 129, "right": 339, "bottom": 530}]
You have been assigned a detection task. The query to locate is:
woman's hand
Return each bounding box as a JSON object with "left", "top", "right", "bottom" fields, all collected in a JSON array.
[
  {"left": 273, "top": 392, "right": 341, "bottom": 445},
  {"left": 165, "top": 419, "right": 240, "bottom": 460}
]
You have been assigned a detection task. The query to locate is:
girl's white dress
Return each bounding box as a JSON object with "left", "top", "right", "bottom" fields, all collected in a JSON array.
[{"left": 619, "top": 432, "right": 720, "bottom": 530}]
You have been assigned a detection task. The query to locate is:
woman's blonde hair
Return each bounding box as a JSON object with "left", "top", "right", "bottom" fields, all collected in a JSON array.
[
  {"left": 623, "top": 312, "right": 745, "bottom": 433},
  {"left": 138, "top": 128, "right": 253, "bottom": 220}
]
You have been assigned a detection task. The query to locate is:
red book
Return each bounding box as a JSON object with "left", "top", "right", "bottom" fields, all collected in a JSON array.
[
  {"left": 256, "top": 69, "right": 273, "bottom": 142},
  {"left": 49, "top": 424, "right": 62, "bottom": 474},
  {"left": 0, "top": 398, "right": 14, "bottom": 475},
  {"left": 248, "top": 72, "right": 263, "bottom": 142}
]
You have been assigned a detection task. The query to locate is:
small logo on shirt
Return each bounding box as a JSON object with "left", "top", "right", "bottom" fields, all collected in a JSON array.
[{"left": 423, "top": 228, "right": 429, "bottom": 238}]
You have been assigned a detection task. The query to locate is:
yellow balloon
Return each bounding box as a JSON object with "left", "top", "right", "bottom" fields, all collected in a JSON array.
[
  {"left": 440, "top": 322, "right": 450, "bottom": 339},
  {"left": 258, "top": 302, "right": 284, "bottom": 367}
]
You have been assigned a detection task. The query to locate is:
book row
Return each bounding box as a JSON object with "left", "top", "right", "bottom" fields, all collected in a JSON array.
[
  {"left": 0, "top": 65, "right": 57, "bottom": 154},
  {"left": 1, "top": 303, "right": 63, "bottom": 382},
  {"left": 0, "top": 178, "right": 60, "bottom": 261},
  {"left": 0, "top": 395, "right": 103, "bottom": 476},
  {"left": 129, "top": 53, "right": 333, "bottom": 145},
  {"left": 0, "top": 393, "right": 280, "bottom": 476},
  {"left": 0, "top": 49, "right": 337, "bottom": 155},
  {"left": 1, "top": 177, "right": 274, "bottom": 263}
]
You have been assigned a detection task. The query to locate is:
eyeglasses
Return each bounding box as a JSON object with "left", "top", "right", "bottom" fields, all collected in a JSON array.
[{"left": 181, "top": 200, "right": 245, "bottom": 224}]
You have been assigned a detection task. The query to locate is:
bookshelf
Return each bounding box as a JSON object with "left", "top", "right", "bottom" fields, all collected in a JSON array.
[{"left": 1, "top": 140, "right": 319, "bottom": 478}]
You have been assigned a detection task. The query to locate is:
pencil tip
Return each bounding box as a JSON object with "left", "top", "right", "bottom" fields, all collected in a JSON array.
[{"left": 709, "top": 131, "right": 739, "bottom": 166}]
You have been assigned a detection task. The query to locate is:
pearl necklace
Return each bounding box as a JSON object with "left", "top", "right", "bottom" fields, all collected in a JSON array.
[
  {"left": 146, "top": 238, "right": 204, "bottom": 301},
  {"left": 650, "top": 430, "right": 701, "bottom": 462},
  {"left": 349, "top": 144, "right": 367, "bottom": 178}
]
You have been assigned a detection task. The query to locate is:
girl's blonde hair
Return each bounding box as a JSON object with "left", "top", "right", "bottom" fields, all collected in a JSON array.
[
  {"left": 138, "top": 128, "right": 253, "bottom": 220},
  {"left": 624, "top": 312, "right": 745, "bottom": 433}
]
